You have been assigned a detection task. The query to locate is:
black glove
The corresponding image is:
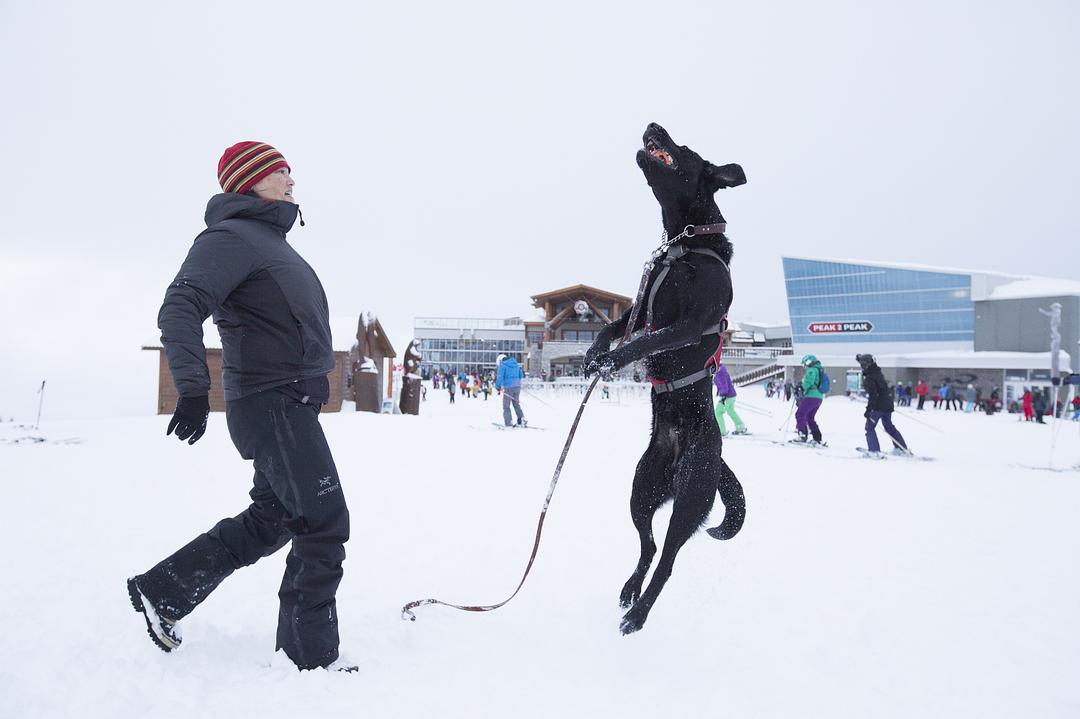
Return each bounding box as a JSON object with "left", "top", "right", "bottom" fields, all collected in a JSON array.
[{"left": 167, "top": 395, "right": 210, "bottom": 445}]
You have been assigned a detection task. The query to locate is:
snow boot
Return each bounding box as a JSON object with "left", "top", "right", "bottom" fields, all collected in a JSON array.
[
  {"left": 127, "top": 577, "right": 182, "bottom": 652},
  {"left": 891, "top": 446, "right": 914, "bottom": 457},
  {"left": 732, "top": 427, "right": 750, "bottom": 435}
]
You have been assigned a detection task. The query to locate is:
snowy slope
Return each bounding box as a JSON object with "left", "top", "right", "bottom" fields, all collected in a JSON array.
[{"left": 2, "top": 391, "right": 1079, "bottom": 718}]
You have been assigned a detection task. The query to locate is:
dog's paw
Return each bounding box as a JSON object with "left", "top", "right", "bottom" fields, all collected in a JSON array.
[
  {"left": 619, "top": 581, "right": 640, "bottom": 609},
  {"left": 619, "top": 608, "right": 646, "bottom": 635}
]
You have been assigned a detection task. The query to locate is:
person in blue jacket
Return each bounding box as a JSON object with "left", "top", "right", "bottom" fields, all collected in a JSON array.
[{"left": 495, "top": 353, "right": 526, "bottom": 427}]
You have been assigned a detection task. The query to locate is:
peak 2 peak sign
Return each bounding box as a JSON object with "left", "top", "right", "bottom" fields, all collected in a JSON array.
[{"left": 808, "top": 321, "right": 874, "bottom": 334}]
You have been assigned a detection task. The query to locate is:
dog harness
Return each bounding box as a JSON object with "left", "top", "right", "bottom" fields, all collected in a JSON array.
[{"left": 645, "top": 242, "right": 730, "bottom": 395}]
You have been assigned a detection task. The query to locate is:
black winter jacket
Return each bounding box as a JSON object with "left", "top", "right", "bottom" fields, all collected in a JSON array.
[
  {"left": 158, "top": 194, "right": 334, "bottom": 401},
  {"left": 863, "top": 363, "right": 894, "bottom": 413}
]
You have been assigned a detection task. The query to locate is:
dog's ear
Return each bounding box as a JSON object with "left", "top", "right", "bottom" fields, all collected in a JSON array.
[{"left": 704, "top": 163, "right": 746, "bottom": 193}]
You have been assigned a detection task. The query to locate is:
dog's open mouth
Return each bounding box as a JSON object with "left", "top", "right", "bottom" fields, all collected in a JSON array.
[{"left": 645, "top": 138, "right": 675, "bottom": 168}]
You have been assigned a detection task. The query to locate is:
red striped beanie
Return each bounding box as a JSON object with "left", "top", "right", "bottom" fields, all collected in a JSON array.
[{"left": 217, "top": 141, "right": 290, "bottom": 195}]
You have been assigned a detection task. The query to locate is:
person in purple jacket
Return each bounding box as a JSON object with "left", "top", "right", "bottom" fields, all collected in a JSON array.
[{"left": 713, "top": 363, "right": 747, "bottom": 436}]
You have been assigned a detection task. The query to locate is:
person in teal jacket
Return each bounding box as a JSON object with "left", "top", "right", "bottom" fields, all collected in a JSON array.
[{"left": 794, "top": 354, "right": 825, "bottom": 444}]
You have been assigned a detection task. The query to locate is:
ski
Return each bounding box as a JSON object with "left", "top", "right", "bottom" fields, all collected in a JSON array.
[
  {"left": 856, "top": 447, "right": 935, "bottom": 461},
  {"left": 489, "top": 422, "right": 545, "bottom": 431}
]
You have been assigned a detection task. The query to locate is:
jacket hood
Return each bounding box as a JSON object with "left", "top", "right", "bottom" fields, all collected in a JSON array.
[{"left": 205, "top": 193, "right": 299, "bottom": 233}]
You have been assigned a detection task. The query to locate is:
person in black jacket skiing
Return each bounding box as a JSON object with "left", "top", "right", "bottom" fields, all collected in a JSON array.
[
  {"left": 127, "top": 141, "right": 353, "bottom": 672},
  {"left": 857, "top": 353, "right": 911, "bottom": 457}
]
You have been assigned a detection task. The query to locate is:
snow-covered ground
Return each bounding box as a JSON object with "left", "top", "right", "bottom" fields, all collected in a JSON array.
[{"left": 2, "top": 389, "right": 1079, "bottom": 718}]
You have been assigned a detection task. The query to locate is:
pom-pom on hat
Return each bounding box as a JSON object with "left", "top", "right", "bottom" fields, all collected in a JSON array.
[{"left": 217, "top": 141, "right": 290, "bottom": 195}]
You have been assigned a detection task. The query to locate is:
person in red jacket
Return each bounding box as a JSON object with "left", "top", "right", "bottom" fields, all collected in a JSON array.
[
  {"left": 1022, "top": 389, "right": 1034, "bottom": 421},
  {"left": 915, "top": 379, "right": 929, "bottom": 410}
]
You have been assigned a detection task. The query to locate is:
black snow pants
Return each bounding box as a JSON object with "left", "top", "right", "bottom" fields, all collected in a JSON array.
[{"left": 135, "top": 390, "right": 350, "bottom": 670}]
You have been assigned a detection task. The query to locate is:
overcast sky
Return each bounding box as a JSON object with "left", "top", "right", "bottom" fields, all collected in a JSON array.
[{"left": 2, "top": 0, "right": 1078, "bottom": 420}]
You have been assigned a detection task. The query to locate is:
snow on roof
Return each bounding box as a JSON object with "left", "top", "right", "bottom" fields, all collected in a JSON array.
[
  {"left": 735, "top": 320, "right": 792, "bottom": 339},
  {"left": 775, "top": 349, "right": 1071, "bottom": 370},
  {"left": 414, "top": 316, "right": 528, "bottom": 331},
  {"left": 984, "top": 278, "right": 1080, "bottom": 301}
]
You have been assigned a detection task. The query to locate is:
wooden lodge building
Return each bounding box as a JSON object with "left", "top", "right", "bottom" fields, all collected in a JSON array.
[
  {"left": 145, "top": 315, "right": 396, "bottom": 414},
  {"left": 526, "top": 285, "right": 633, "bottom": 379}
]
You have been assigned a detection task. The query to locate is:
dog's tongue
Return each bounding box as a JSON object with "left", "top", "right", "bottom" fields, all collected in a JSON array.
[{"left": 650, "top": 148, "right": 673, "bottom": 166}]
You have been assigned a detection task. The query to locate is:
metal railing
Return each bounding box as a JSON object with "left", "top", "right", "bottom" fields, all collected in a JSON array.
[
  {"left": 521, "top": 379, "right": 652, "bottom": 402},
  {"left": 721, "top": 347, "right": 793, "bottom": 360},
  {"left": 732, "top": 363, "right": 785, "bottom": 387}
]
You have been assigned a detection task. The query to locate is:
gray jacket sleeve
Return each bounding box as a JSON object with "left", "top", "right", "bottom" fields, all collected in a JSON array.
[{"left": 157, "top": 229, "right": 260, "bottom": 398}]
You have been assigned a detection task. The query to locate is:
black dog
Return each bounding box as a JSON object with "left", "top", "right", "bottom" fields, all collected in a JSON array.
[{"left": 584, "top": 123, "right": 746, "bottom": 634}]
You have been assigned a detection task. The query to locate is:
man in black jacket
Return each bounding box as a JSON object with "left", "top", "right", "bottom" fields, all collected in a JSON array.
[
  {"left": 127, "top": 142, "right": 352, "bottom": 672},
  {"left": 857, "top": 354, "right": 911, "bottom": 457}
]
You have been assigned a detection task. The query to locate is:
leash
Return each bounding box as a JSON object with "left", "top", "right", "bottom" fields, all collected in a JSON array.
[{"left": 400, "top": 224, "right": 725, "bottom": 622}]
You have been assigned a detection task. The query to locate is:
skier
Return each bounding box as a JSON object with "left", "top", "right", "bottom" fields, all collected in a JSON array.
[
  {"left": 1022, "top": 388, "right": 1034, "bottom": 421},
  {"left": 793, "top": 354, "right": 825, "bottom": 445},
  {"left": 495, "top": 353, "right": 525, "bottom": 427},
  {"left": 915, "top": 378, "right": 929, "bottom": 410},
  {"left": 128, "top": 142, "right": 353, "bottom": 672},
  {"left": 1033, "top": 389, "right": 1047, "bottom": 424},
  {"left": 964, "top": 384, "right": 975, "bottom": 412},
  {"left": 713, "top": 362, "right": 747, "bottom": 436},
  {"left": 856, "top": 353, "right": 910, "bottom": 458},
  {"left": 448, "top": 377, "right": 456, "bottom": 404}
]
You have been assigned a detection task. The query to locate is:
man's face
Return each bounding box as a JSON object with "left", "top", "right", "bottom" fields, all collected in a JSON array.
[{"left": 252, "top": 167, "right": 295, "bottom": 203}]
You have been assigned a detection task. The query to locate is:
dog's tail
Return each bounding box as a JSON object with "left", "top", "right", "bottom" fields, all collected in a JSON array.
[{"left": 706, "top": 458, "right": 745, "bottom": 540}]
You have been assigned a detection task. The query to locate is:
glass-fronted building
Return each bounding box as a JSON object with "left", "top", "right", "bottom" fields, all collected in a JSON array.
[
  {"left": 779, "top": 257, "right": 1080, "bottom": 408},
  {"left": 413, "top": 317, "right": 525, "bottom": 378},
  {"left": 782, "top": 257, "right": 1018, "bottom": 355}
]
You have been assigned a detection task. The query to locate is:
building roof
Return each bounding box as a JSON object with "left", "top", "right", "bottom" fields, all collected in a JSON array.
[
  {"left": 414, "top": 316, "right": 527, "bottom": 331},
  {"left": 782, "top": 255, "right": 1024, "bottom": 281},
  {"left": 143, "top": 314, "right": 396, "bottom": 356},
  {"left": 531, "top": 284, "right": 633, "bottom": 307},
  {"left": 776, "top": 349, "right": 1071, "bottom": 371},
  {"left": 735, "top": 320, "right": 792, "bottom": 340},
  {"left": 984, "top": 278, "right": 1080, "bottom": 301}
]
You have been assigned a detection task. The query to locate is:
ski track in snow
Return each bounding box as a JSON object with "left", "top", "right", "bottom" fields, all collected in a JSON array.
[{"left": 2, "top": 395, "right": 1079, "bottom": 718}]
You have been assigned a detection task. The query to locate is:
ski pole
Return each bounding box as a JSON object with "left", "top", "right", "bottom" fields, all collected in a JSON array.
[
  {"left": 35, "top": 380, "right": 46, "bottom": 429},
  {"left": 894, "top": 408, "right": 944, "bottom": 433},
  {"left": 519, "top": 386, "right": 552, "bottom": 407},
  {"left": 734, "top": 402, "right": 772, "bottom": 418},
  {"left": 777, "top": 398, "right": 797, "bottom": 435}
]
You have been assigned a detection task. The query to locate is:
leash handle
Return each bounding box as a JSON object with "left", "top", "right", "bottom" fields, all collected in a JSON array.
[{"left": 401, "top": 376, "right": 600, "bottom": 621}]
